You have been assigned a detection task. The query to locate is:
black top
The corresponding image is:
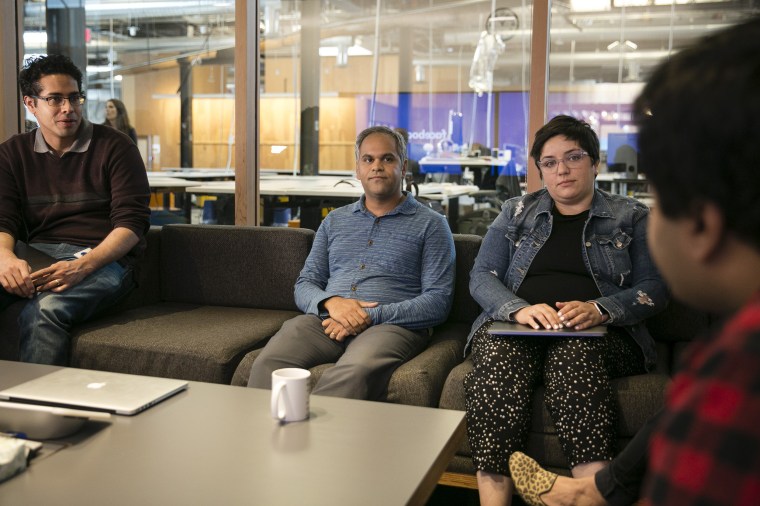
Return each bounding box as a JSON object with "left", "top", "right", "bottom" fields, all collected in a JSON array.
[{"left": 516, "top": 206, "right": 601, "bottom": 306}]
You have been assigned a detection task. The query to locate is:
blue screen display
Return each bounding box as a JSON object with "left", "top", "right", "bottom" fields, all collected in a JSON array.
[{"left": 606, "top": 133, "right": 638, "bottom": 172}]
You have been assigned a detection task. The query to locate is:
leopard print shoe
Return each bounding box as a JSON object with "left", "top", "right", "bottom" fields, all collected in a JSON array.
[{"left": 509, "top": 451, "right": 558, "bottom": 506}]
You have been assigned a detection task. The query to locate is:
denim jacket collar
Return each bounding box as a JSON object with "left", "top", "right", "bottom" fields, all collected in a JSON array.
[{"left": 533, "top": 188, "right": 617, "bottom": 221}]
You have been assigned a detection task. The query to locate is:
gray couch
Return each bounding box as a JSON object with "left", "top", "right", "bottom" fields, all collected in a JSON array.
[
  {"left": 0, "top": 225, "right": 315, "bottom": 384},
  {"left": 0, "top": 225, "right": 714, "bottom": 488}
]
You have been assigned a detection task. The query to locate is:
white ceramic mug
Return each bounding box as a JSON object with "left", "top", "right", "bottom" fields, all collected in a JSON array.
[{"left": 271, "top": 368, "right": 311, "bottom": 422}]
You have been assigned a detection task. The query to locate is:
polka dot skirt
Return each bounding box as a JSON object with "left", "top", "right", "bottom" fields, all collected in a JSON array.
[{"left": 464, "top": 319, "right": 645, "bottom": 475}]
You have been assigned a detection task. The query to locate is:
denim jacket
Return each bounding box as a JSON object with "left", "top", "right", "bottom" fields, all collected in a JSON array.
[{"left": 468, "top": 188, "right": 669, "bottom": 370}]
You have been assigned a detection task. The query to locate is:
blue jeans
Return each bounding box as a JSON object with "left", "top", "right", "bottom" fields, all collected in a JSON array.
[{"left": 2, "top": 243, "right": 135, "bottom": 365}]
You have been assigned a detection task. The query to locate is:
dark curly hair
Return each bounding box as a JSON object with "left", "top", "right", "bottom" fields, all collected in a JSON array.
[
  {"left": 530, "top": 115, "right": 600, "bottom": 172},
  {"left": 634, "top": 17, "right": 760, "bottom": 251},
  {"left": 18, "top": 54, "right": 83, "bottom": 98}
]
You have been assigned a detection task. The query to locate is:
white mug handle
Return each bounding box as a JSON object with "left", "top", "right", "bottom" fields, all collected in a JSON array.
[{"left": 271, "top": 382, "right": 289, "bottom": 422}]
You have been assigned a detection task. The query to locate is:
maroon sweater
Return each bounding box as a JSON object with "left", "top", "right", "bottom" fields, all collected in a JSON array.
[{"left": 0, "top": 120, "right": 150, "bottom": 270}]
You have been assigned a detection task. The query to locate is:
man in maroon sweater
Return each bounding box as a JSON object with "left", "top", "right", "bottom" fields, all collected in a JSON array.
[{"left": 0, "top": 54, "right": 150, "bottom": 365}]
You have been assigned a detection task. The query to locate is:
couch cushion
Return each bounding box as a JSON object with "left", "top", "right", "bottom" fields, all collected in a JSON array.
[
  {"left": 72, "top": 302, "right": 300, "bottom": 384},
  {"left": 385, "top": 322, "right": 468, "bottom": 406},
  {"left": 159, "top": 224, "right": 314, "bottom": 310}
]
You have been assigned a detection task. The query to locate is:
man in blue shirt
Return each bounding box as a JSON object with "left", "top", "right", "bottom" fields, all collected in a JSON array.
[{"left": 248, "top": 126, "right": 456, "bottom": 400}]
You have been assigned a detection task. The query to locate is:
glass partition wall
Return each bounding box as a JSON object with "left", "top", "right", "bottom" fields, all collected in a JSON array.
[
  {"left": 259, "top": 0, "right": 534, "bottom": 177},
  {"left": 22, "top": 0, "right": 236, "bottom": 172},
  {"left": 16, "top": 0, "right": 756, "bottom": 225},
  {"left": 546, "top": 0, "right": 752, "bottom": 195}
]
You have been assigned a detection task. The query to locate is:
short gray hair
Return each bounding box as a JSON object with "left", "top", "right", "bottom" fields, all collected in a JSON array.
[{"left": 354, "top": 126, "right": 407, "bottom": 165}]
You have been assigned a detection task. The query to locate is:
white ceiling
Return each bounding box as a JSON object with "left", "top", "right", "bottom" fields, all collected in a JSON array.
[{"left": 22, "top": 0, "right": 757, "bottom": 85}]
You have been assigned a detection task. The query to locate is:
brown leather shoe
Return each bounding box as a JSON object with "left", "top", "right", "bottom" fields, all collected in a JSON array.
[{"left": 509, "top": 451, "right": 558, "bottom": 506}]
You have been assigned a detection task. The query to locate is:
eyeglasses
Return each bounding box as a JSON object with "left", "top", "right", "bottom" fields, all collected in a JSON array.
[
  {"left": 536, "top": 150, "right": 589, "bottom": 173},
  {"left": 31, "top": 94, "right": 86, "bottom": 107}
]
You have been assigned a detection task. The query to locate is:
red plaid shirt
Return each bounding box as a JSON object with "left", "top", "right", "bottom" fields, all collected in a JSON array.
[{"left": 644, "top": 293, "right": 760, "bottom": 505}]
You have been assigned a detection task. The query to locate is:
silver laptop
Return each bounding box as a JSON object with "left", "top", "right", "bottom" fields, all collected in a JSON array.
[
  {"left": 488, "top": 321, "right": 607, "bottom": 337},
  {"left": 0, "top": 368, "right": 188, "bottom": 416}
]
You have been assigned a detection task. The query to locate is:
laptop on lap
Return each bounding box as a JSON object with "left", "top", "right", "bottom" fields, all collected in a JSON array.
[
  {"left": 0, "top": 368, "right": 188, "bottom": 416},
  {"left": 488, "top": 321, "right": 607, "bottom": 337}
]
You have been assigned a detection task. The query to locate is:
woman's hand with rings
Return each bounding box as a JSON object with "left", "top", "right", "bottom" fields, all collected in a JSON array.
[
  {"left": 556, "top": 301, "right": 607, "bottom": 329},
  {"left": 514, "top": 304, "right": 562, "bottom": 330}
]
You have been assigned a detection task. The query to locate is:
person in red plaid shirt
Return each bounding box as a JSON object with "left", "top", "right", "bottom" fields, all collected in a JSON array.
[
  {"left": 508, "top": 17, "right": 760, "bottom": 506},
  {"left": 635, "top": 17, "right": 760, "bottom": 505}
]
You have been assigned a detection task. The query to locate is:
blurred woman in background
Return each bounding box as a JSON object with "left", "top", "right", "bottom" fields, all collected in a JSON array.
[{"left": 103, "top": 99, "right": 137, "bottom": 144}]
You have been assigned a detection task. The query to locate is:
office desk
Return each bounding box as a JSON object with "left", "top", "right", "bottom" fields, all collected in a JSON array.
[
  {"left": 596, "top": 173, "right": 649, "bottom": 196},
  {"left": 187, "top": 177, "right": 479, "bottom": 231},
  {"left": 0, "top": 361, "right": 465, "bottom": 506},
  {"left": 147, "top": 175, "right": 202, "bottom": 221},
  {"left": 420, "top": 156, "right": 522, "bottom": 197},
  {"left": 156, "top": 168, "right": 236, "bottom": 181},
  {"left": 147, "top": 174, "right": 203, "bottom": 192},
  {"left": 420, "top": 155, "right": 510, "bottom": 174}
]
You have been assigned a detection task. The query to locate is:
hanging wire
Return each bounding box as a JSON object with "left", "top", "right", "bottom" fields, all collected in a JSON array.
[
  {"left": 368, "top": 0, "right": 382, "bottom": 125},
  {"left": 486, "top": 0, "right": 497, "bottom": 149},
  {"left": 292, "top": 43, "right": 300, "bottom": 175}
]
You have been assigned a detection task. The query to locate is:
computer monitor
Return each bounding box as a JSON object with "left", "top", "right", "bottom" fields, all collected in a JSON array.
[{"left": 606, "top": 133, "right": 639, "bottom": 175}]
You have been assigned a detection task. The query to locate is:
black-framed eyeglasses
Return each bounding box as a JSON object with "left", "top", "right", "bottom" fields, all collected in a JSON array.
[
  {"left": 537, "top": 150, "right": 589, "bottom": 173},
  {"left": 31, "top": 94, "right": 86, "bottom": 107}
]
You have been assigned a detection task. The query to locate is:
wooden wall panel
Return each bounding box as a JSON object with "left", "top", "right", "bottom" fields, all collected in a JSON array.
[
  {"left": 260, "top": 97, "right": 298, "bottom": 170},
  {"left": 125, "top": 69, "right": 181, "bottom": 170},
  {"left": 259, "top": 96, "right": 356, "bottom": 172},
  {"left": 319, "top": 97, "right": 356, "bottom": 172},
  {"left": 125, "top": 62, "right": 370, "bottom": 172},
  {"left": 193, "top": 98, "right": 236, "bottom": 168}
]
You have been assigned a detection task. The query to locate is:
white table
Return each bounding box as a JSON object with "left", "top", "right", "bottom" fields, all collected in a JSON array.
[
  {"left": 0, "top": 361, "right": 465, "bottom": 506},
  {"left": 147, "top": 174, "right": 203, "bottom": 192},
  {"left": 419, "top": 156, "right": 521, "bottom": 197},
  {"left": 155, "top": 169, "right": 236, "bottom": 181},
  {"left": 147, "top": 174, "right": 202, "bottom": 220},
  {"left": 419, "top": 155, "right": 510, "bottom": 171}
]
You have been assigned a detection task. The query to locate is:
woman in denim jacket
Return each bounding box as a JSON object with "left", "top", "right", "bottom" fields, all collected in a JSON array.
[{"left": 465, "top": 116, "right": 668, "bottom": 506}]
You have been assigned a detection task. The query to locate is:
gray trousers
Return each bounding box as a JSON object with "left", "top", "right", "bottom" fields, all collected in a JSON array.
[{"left": 247, "top": 314, "right": 429, "bottom": 400}]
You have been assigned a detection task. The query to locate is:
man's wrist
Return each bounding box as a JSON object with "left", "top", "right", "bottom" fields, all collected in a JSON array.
[{"left": 319, "top": 296, "right": 335, "bottom": 313}]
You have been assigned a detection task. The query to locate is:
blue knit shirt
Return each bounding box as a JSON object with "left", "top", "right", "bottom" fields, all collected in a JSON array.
[{"left": 295, "top": 193, "right": 456, "bottom": 330}]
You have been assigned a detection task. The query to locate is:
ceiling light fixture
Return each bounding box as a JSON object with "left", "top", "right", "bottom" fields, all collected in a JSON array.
[
  {"left": 318, "top": 46, "right": 372, "bottom": 57},
  {"left": 607, "top": 40, "right": 638, "bottom": 51},
  {"left": 570, "top": 0, "right": 611, "bottom": 11}
]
